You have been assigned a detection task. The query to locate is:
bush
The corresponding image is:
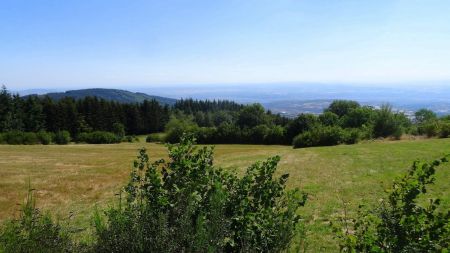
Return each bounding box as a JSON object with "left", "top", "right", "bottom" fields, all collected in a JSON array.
[
  {"left": 2, "top": 131, "right": 25, "bottom": 145},
  {"left": 112, "top": 123, "right": 125, "bottom": 139},
  {"left": 92, "top": 135, "right": 307, "bottom": 252},
  {"left": 419, "top": 120, "right": 441, "bottom": 137},
  {"left": 53, "top": 131, "right": 71, "bottom": 145},
  {"left": 336, "top": 156, "right": 450, "bottom": 252},
  {"left": 440, "top": 122, "right": 450, "bottom": 138},
  {"left": 77, "top": 131, "right": 120, "bottom": 144},
  {"left": 194, "top": 127, "right": 217, "bottom": 144},
  {"left": 0, "top": 188, "right": 72, "bottom": 253},
  {"left": 0, "top": 131, "right": 51, "bottom": 145},
  {"left": 293, "top": 125, "right": 344, "bottom": 148},
  {"left": 146, "top": 133, "right": 165, "bottom": 143},
  {"left": 22, "top": 132, "right": 39, "bottom": 145},
  {"left": 36, "top": 131, "right": 52, "bottom": 145},
  {"left": 342, "top": 128, "right": 361, "bottom": 144},
  {"left": 264, "top": 125, "right": 287, "bottom": 144},
  {"left": 164, "top": 116, "right": 199, "bottom": 143},
  {"left": 125, "top": 135, "right": 139, "bottom": 143},
  {"left": 373, "top": 105, "right": 408, "bottom": 138}
]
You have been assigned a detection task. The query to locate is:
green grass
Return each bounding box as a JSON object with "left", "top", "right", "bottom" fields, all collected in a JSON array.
[{"left": 0, "top": 138, "right": 449, "bottom": 252}]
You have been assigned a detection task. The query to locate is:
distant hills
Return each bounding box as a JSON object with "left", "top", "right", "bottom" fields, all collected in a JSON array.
[{"left": 26, "top": 88, "right": 177, "bottom": 105}]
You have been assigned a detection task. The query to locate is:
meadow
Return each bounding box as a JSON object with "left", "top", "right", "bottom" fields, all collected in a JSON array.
[{"left": 0, "top": 138, "right": 449, "bottom": 252}]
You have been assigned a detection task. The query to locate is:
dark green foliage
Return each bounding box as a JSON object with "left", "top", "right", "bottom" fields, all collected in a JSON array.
[
  {"left": 164, "top": 115, "right": 199, "bottom": 143},
  {"left": 0, "top": 87, "right": 170, "bottom": 137},
  {"left": 293, "top": 125, "right": 345, "bottom": 148},
  {"left": 372, "top": 104, "right": 408, "bottom": 138},
  {"left": 341, "top": 128, "right": 361, "bottom": 144},
  {"left": 336, "top": 156, "right": 450, "bottom": 252},
  {"left": 418, "top": 120, "right": 441, "bottom": 137},
  {"left": 439, "top": 122, "right": 450, "bottom": 138},
  {"left": 112, "top": 123, "right": 125, "bottom": 139},
  {"left": 76, "top": 131, "right": 121, "bottom": 144},
  {"left": 92, "top": 135, "right": 306, "bottom": 252},
  {"left": 1, "top": 86, "right": 448, "bottom": 147},
  {"left": 174, "top": 98, "right": 243, "bottom": 114},
  {"left": 237, "top": 103, "right": 268, "bottom": 128},
  {"left": 53, "top": 131, "right": 71, "bottom": 145},
  {"left": 36, "top": 131, "right": 52, "bottom": 145},
  {"left": 22, "top": 132, "right": 39, "bottom": 145},
  {"left": 319, "top": 111, "right": 339, "bottom": 126},
  {"left": 286, "top": 114, "right": 319, "bottom": 141},
  {"left": 0, "top": 188, "right": 72, "bottom": 253},
  {"left": 146, "top": 133, "right": 164, "bottom": 143},
  {"left": 340, "top": 106, "right": 375, "bottom": 128},
  {"left": 414, "top": 108, "right": 437, "bottom": 124},
  {"left": 326, "top": 100, "right": 361, "bottom": 117},
  {"left": 1, "top": 131, "right": 25, "bottom": 144}
]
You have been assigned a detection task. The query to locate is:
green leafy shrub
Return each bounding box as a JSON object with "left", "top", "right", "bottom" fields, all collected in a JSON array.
[
  {"left": 124, "top": 135, "right": 139, "bottom": 143},
  {"left": 336, "top": 156, "right": 450, "bottom": 252},
  {"left": 373, "top": 105, "right": 408, "bottom": 138},
  {"left": 53, "top": 131, "right": 71, "bottom": 145},
  {"left": 77, "top": 131, "right": 120, "bottom": 144},
  {"left": 0, "top": 188, "right": 72, "bottom": 253},
  {"left": 418, "top": 120, "right": 441, "bottom": 137},
  {"left": 439, "top": 122, "right": 450, "bottom": 138},
  {"left": 293, "top": 125, "right": 344, "bottom": 148},
  {"left": 2, "top": 131, "right": 25, "bottom": 145},
  {"left": 112, "top": 122, "right": 125, "bottom": 139},
  {"left": 22, "top": 132, "right": 39, "bottom": 145},
  {"left": 92, "top": 135, "right": 306, "bottom": 252},
  {"left": 36, "top": 131, "right": 52, "bottom": 145},
  {"left": 146, "top": 133, "right": 165, "bottom": 143},
  {"left": 164, "top": 115, "right": 199, "bottom": 143},
  {"left": 342, "top": 128, "right": 361, "bottom": 144}
]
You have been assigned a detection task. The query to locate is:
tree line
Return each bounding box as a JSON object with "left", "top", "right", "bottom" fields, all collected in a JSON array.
[
  {"left": 162, "top": 99, "right": 450, "bottom": 148},
  {"left": 1, "top": 86, "right": 449, "bottom": 146}
]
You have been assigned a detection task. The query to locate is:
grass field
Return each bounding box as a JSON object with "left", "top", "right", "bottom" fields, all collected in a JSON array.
[{"left": 0, "top": 138, "right": 449, "bottom": 251}]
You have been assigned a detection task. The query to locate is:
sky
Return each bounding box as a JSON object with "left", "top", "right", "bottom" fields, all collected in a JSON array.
[{"left": 1, "top": 0, "right": 450, "bottom": 89}]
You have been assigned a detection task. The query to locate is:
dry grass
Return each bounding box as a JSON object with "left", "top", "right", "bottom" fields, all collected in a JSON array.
[{"left": 0, "top": 138, "right": 449, "bottom": 251}]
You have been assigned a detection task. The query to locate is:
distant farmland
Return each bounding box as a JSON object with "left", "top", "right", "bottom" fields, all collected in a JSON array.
[{"left": 0, "top": 138, "right": 449, "bottom": 252}]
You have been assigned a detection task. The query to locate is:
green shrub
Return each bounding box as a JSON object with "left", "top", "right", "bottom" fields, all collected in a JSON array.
[
  {"left": 125, "top": 135, "right": 139, "bottom": 143},
  {"left": 2, "top": 131, "right": 25, "bottom": 145},
  {"left": 293, "top": 125, "right": 344, "bottom": 148},
  {"left": 112, "top": 122, "right": 125, "bottom": 139},
  {"left": 439, "top": 122, "right": 450, "bottom": 138},
  {"left": 53, "top": 131, "right": 71, "bottom": 145},
  {"left": 0, "top": 133, "right": 4, "bottom": 144},
  {"left": 342, "top": 128, "right": 361, "bottom": 144},
  {"left": 36, "top": 131, "right": 52, "bottom": 145},
  {"left": 22, "top": 132, "right": 39, "bottom": 145},
  {"left": 92, "top": 135, "right": 306, "bottom": 252},
  {"left": 336, "top": 156, "right": 450, "bottom": 252},
  {"left": 264, "top": 125, "right": 287, "bottom": 144},
  {"left": 146, "top": 133, "right": 165, "bottom": 143},
  {"left": 419, "top": 120, "right": 441, "bottom": 137},
  {"left": 77, "top": 131, "right": 120, "bottom": 144},
  {"left": 0, "top": 188, "right": 72, "bottom": 253},
  {"left": 164, "top": 116, "right": 199, "bottom": 143}
]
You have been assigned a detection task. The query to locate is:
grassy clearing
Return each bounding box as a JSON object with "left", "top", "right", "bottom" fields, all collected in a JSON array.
[{"left": 0, "top": 138, "right": 449, "bottom": 251}]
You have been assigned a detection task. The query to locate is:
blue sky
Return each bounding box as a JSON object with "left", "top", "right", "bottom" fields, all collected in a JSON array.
[{"left": 1, "top": 0, "right": 450, "bottom": 89}]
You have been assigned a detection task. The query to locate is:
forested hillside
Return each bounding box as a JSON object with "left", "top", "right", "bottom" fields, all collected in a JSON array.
[{"left": 27, "top": 88, "right": 177, "bottom": 105}]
